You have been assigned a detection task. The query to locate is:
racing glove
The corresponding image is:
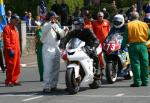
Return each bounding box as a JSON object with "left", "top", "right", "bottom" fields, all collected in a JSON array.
[{"left": 8, "top": 49, "right": 15, "bottom": 58}]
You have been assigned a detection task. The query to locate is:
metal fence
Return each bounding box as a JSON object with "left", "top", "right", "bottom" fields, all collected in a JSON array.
[{"left": 25, "top": 26, "right": 37, "bottom": 55}]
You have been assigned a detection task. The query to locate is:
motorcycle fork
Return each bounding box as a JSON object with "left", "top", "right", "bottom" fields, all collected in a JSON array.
[{"left": 111, "top": 59, "right": 118, "bottom": 76}]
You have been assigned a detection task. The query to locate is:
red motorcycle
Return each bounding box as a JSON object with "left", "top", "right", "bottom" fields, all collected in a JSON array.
[{"left": 103, "top": 33, "right": 133, "bottom": 84}]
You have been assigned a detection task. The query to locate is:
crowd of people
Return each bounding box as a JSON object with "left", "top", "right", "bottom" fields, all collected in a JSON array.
[{"left": 0, "top": 0, "right": 150, "bottom": 93}]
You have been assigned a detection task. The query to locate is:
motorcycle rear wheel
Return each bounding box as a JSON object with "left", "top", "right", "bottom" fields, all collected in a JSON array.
[{"left": 65, "top": 68, "right": 80, "bottom": 94}]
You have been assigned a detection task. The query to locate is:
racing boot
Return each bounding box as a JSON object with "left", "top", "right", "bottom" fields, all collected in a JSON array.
[
  {"left": 90, "top": 60, "right": 101, "bottom": 89},
  {"left": 100, "top": 68, "right": 105, "bottom": 80},
  {"left": 93, "top": 57, "right": 101, "bottom": 80}
]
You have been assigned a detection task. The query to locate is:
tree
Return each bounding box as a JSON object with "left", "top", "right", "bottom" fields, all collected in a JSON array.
[{"left": 136, "top": 0, "right": 143, "bottom": 15}]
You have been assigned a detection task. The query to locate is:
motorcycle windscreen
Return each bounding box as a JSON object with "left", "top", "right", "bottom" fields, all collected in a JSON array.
[
  {"left": 67, "top": 38, "right": 83, "bottom": 49},
  {"left": 103, "top": 33, "right": 123, "bottom": 54}
]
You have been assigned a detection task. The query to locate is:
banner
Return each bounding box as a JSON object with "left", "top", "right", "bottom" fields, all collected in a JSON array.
[
  {"left": 0, "top": 0, "right": 7, "bottom": 32},
  {"left": 39, "top": 0, "right": 47, "bottom": 19},
  {"left": 0, "top": 0, "right": 3, "bottom": 4},
  {"left": 0, "top": 0, "right": 5, "bottom": 16}
]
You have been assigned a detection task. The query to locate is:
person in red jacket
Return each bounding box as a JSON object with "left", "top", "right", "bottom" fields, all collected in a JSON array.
[
  {"left": 93, "top": 12, "right": 110, "bottom": 44},
  {"left": 93, "top": 12, "right": 110, "bottom": 75},
  {"left": 83, "top": 10, "right": 93, "bottom": 30},
  {"left": 3, "top": 14, "right": 21, "bottom": 87}
]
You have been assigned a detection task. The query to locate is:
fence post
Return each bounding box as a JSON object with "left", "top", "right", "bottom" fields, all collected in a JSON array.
[{"left": 20, "top": 20, "right": 26, "bottom": 55}]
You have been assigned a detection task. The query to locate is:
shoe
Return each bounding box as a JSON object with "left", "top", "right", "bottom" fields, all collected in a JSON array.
[
  {"left": 51, "top": 87, "right": 57, "bottom": 91},
  {"left": 130, "top": 84, "right": 140, "bottom": 87},
  {"left": 43, "top": 88, "right": 51, "bottom": 93},
  {"left": 5, "top": 83, "right": 14, "bottom": 87},
  {"left": 13, "top": 82, "right": 22, "bottom": 86},
  {"left": 141, "top": 84, "right": 148, "bottom": 86}
]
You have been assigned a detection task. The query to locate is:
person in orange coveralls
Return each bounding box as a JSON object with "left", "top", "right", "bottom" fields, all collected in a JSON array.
[
  {"left": 3, "top": 14, "right": 21, "bottom": 87},
  {"left": 93, "top": 12, "right": 110, "bottom": 74}
]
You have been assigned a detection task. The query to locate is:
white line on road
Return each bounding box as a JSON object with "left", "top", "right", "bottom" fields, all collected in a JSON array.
[
  {"left": 22, "top": 96, "right": 43, "bottom": 102},
  {"left": 0, "top": 93, "right": 39, "bottom": 97},
  {"left": 70, "top": 95, "right": 150, "bottom": 98},
  {"left": 115, "top": 93, "right": 124, "bottom": 97},
  {"left": 0, "top": 94, "right": 32, "bottom": 97}
]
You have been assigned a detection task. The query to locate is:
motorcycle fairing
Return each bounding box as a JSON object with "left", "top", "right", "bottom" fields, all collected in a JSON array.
[
  {"left": 103, "top": 32, "right": 123, "bottom": 55},
  {"left": 67, "top": 64, "right": 80, "bottom": 78}
]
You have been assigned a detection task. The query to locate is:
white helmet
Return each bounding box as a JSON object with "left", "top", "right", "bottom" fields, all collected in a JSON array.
[{"left": 113, "top": 14, "right": 124, "bottom": 28}]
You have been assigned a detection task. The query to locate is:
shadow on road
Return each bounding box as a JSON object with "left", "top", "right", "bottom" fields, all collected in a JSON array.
[
  {"left": 101, "top": 85, "right": 129, "bottom": 88},
  {"left": 0, "top": 87, "right": 92, "bottom": 96},
  {"left": 0, "top": 89, "right": 68, "bottom": 96}
]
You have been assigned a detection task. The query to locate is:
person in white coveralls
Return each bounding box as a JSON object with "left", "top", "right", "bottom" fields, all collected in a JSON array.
[{"left": 41, "top": 11, "right": 68, "bottom": 93}]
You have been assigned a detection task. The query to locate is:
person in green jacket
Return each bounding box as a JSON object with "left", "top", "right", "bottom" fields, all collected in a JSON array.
[
  {"left": 35, "top": 25, "right": 44, "bottom": 81},
  {"left": 122, "top": 11, "right": 150, "bottom": 87}
]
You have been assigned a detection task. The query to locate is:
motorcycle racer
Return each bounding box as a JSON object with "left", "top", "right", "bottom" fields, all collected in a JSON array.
[
  {"left": 108, "top": 14, "right": 125, "bottom": 38},
  {"left": 102, "top": 14, "right": 132, "bottom": 83},
  {"left": 62, "top": 17, "right": 101, "bottom": 79}
]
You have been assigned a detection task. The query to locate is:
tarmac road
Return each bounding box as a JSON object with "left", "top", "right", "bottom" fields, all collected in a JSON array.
[{"left": 0, "top": 54, "right": 150, "bottom": 103}]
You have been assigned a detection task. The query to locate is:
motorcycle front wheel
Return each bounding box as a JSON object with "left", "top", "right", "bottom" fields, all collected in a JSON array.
[
  {"left": 65, "top": 68, "right": 80, "bottom": 94},
  {"left": 124, "top": 65, "right": 133, "bottom": 80},
  {"left": 106, "top": 61, "right": 118, "bottom": 84}
]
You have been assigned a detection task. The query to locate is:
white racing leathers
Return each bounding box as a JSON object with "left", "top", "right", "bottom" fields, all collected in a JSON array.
[{"left": 41, "top": 22, "right": 66, "bottom": 89}]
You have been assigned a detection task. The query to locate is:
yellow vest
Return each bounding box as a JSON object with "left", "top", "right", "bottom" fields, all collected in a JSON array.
[{"left": 127, "top": 20, "right": 149, "bottom": 43}]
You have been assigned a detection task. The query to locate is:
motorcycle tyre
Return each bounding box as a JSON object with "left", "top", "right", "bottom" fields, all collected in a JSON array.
[
  {"left": 65, "top": 68, "right": 80, "bottom": 95},
  {"left": 106, "top": 62, "right": 118, "bottom": 84}
]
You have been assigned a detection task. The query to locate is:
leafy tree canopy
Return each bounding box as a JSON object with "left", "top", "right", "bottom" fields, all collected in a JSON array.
[{"left": 4, "top": 0, "right": 150, "bottom": 18}]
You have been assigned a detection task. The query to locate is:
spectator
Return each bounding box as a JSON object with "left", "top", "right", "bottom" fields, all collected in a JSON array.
[
  {"left": 93, "top": 11, "right": 110, "bottom": 75},
  {"left": 102, "top": 8, "right": 110, "bottom": 20},
  {"left": 22, "top": 11, "right": 28, "bottom": 21},
  {"left": 83, "top": 10, "right": 93, "bottom": 31},
  {"left": 67, "top": 15, "right": 73, "bottom": 26},
  {"left": 143, "top": 2, "right": 150, "bottom": 14},
  {"left": 60, "top": 0, "right": 69, "bottom": 26},
  {"left": 35, "top": 15, "right": 42, "bottom": 26},
  {"left": 143, "top": 2, "right": 150, "bottom": 23},
  {"left": 0, "top": 16, "right": 6, "bottom": 72},
  {"left": 73, "top": 7, "right": 81, "bottom": 17},
  {"left": 41, "top": 11, "right": 68, "bottom": 93},
  {"left": 122, "top": 12, "right": 150, "bottom": 87},
  {"left": 6, "top": 10, "right": 12, "bottom": 23},
  {"left": 126, "top": 5, "right": 137, "bottom": 21},
  {"left": 0, "top": 34, "right": 5, "bottom": 72},
  {"left": 110, "top": 0, "right": 118, "bottom": 20},
  {"left": 3, "top": 14, "right": 21, "bottom": 87},
  {"left": 26, "top": 12, "right": 36, "bottom": 34},
  {"left": 118, "top": 9, "right": 128, "bottom": 23},
  {"left": 51, "top": 0, "right": 60, "bottom": 15}
]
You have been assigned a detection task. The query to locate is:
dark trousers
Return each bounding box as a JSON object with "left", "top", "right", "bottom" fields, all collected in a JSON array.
[{"left": 0, "top": 48, "right": 5, "bottom": 71}]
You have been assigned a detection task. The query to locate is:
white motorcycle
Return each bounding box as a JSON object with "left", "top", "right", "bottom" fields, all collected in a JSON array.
[{"left": 62, "top": 38, "right": 102, "bottom": 94}]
